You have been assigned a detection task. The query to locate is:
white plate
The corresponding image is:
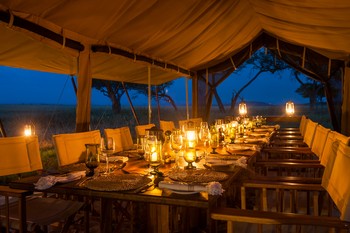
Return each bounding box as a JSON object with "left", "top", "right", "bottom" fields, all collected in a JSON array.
[{"left": 170, "top": 190, "right": 199, "bottom": 195}]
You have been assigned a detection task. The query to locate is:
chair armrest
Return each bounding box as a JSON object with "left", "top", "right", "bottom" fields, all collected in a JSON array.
[
  {"left": 211, "top": 208, "right": 350, "bottom": 229},
  {"left": 0, "top": 185, "right": 33, "bottom": 197}
]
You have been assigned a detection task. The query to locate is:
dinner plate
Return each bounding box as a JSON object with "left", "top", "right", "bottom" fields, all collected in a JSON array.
[{"left": 170, "top": 190, "right": 199, "bottom": 195}]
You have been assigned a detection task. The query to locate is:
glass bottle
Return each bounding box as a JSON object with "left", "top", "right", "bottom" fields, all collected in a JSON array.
[{"left": 162, "top": 130, "right": 174, "bottom": 163}]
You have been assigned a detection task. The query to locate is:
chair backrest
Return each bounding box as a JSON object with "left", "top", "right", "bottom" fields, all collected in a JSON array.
[
  {"left": 104, "top": 126, "right": 134, "bottom": 151},
  {"left": 299, "top": 115, "right": 308, "bottom": 136},
  {"left": 178, "top": 118, "right": 203, "bottom": 129},
  {"left": 320, "top": 130, "right": 350, "bottom": 189},
  {"left": 325, "top": 141, "right": 350, "bottom": 221},
  {"left": 135, "top": 124, "right": 155, "bottom": 138},
  {"left": 53, "top": 130, "right": 101, "bottom": 166},
  {"left": 0, "top": 135, "right": 42, "bottom": 176},
  {"left": 311, "top": 124, "right": 331, "bottom": 158},
  {"left": 302, "top": 119, "right": 318, "bottom": 148},
  {"left": 320, "top": 131, "right": 339, "bottom": 167},
  {"left": 159, "top": 120, "right": 176, "bottom": 133}
]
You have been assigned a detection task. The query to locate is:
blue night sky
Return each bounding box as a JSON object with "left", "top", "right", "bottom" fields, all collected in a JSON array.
[{"left": 0, "top": 65, "right": 306, "bottom": 106}]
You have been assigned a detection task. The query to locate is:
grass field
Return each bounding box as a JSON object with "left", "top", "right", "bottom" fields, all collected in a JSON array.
[
  {"left": 0, "top": 103, "right": 331, "bottom": 171},
  {"left": 0, "top": 103, "right": 331, "bottom": 145}
]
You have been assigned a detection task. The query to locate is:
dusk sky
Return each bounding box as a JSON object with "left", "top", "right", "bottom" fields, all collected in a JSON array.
[{"left": 0, "top": 65, "right": 306, "bottom": 107}]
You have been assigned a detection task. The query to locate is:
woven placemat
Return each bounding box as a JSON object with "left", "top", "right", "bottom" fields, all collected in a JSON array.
[
  {"left": 84, "top": 174, "right": 152, "bottom": 191},
  {"left": 168, "top": 169, "right": 228, "bottom": 183},
  {"left": 59, "top": 163, "right": 107, "bottom": 173}
]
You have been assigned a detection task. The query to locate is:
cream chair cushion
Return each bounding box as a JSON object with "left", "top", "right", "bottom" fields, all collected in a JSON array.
[
  {"left": 0, "top": 135, "right": 42, "bottom": 176},
  {"left": 104, "top": 126, "right": 134, "bottom": 151},
  {"left": 178, "top": 118, "right": 203, "bottom": 129},
  {"left": 321, "top": 131, "right": 350, "bottom": 190},
  {"left": 310, "top": 124, "right": 330, "bottom": 158},
  {"left": 135, "top": 124, "right": 155, "bottom": 138},
  {"left": 160, "top": 120, "right": 176, "bottom": 133},
  {"left": 53, "top": 130, "right": 101, "bottom": 166},
  {"left": 325, "top": 142, "right": 350, "bottom": 221},
  {"left": 302, "top": 119, "right": 318, "bottom": 148}
]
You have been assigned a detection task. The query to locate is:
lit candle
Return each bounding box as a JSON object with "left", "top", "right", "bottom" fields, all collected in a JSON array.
[
  {"left": 286, "top": 101, "right": 295, "bottom": 116},
  {"left": 24, "top": 124, "right": 34, "bottom": 136},
  {"left": 150, "top": 152, "right": 158, "bottom": 162},
  {"left": 184, "top": 149, "right": 196, "bottom": 163}
]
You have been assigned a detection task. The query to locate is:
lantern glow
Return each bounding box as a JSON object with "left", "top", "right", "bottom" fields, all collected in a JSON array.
[{"left": 286, "top": 101, "right": 295, "bottom": 116}]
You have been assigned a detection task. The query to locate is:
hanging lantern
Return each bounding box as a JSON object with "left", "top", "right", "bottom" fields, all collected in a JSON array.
[
  {"left": 286, "top": 101, "right": 295, "bottom": 116},
  {"left": 24, "top": 124, "right": 35, "bottom": 136},
  {"left": 239, "top": 101, "right": 247, "bottom": 117}
]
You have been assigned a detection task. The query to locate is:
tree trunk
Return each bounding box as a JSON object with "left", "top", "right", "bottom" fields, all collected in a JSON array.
[
  {"left": 230, "top": 70, "right": 263, "bottom": 113},
  {"left": 105, "top": 81, "right": 122, "bottom": 113}
]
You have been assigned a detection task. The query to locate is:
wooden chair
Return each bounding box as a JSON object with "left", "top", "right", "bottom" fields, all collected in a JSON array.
[
  {"left": 0, "top": 135, "right": 83, "bottom": 233},
  {"left": 135, "top": 124, "right": 155, "bottom": 138},
  {"left": 270, "top": 118, "right": 316, "bottom": 147},
  {"left": 211, "top": 141, "right": 350, "bottom": 233},
  {"left": 53, "top": 130, "right": 101, "bottom": 166},
  {"left": 159, "top": 120, "right": 176, "bottom": 133},
  {"left": 178, "top": 118, "right": 203, "bottom": 129},
  {"left": 261, "top": 123, "right": 328, "bottom": 161},
  {"left": 104, "top": 126, "right": 134, "bottom": 152}
]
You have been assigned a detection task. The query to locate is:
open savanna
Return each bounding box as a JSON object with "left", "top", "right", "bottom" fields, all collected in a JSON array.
[{"left": 0, "top": 103, "right": 330, "bottom": 170}]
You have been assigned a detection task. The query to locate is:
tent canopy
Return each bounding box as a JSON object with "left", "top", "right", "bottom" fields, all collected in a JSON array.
[{"left": 0, "top": 0, "right": 349, "bottom": 134}]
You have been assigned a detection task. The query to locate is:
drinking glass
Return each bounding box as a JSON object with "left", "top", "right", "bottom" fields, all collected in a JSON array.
[
  {"left": 101, "top": 136, "right": 115, "bottom": 175},
  {"left": 199, "top": 127, "right": 210, "bottom": 157},
  {"left": 85, "top": 143, "right": 100, "bottom": 177},
  {"left": 136, "top": 136, "right": 145, "bottom": 159},
  {"left": 170, "top": 129, "right": 183, "bottom": 167}
]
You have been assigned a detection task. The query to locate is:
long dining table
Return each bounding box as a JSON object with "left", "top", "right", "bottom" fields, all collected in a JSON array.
[{"left": 9, "top": 144, "right": 262, "bottom": 233}]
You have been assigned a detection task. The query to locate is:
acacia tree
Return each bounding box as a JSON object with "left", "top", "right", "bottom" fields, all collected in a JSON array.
[
  {"left": 92, "top": 79, "right": 176, "bottom": 113},
  {"left": 293, "top": 71, "right": 325, "bottom": 109},
  {"left": 230, "top": 49, "right": 291, "bottom": 113}
]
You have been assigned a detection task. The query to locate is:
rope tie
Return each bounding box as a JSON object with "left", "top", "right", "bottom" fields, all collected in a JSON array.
[
  {"left": 276, "top": 39, "right": 281, "bottom": 57},
  {"left": 7, "top": 10, "right": 14, "bottom": 28},
  {"left": 108, "top": 44, "right": 111, "bottom": 55},
  {"left": 230, "top": 57, "right": 237, "bottom": 70}
]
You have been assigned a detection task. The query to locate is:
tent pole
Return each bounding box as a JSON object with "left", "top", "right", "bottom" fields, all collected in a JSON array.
[
  {"left": 70, "top": 75, "right": 77, "bottom": 96},
  {"left": 148, "top": 66, "right": 152, "bottom": 124},
  {"left": 186, "top": 78, "right": 189, "bottom": 120},
  {"left": 156, "top": 86, "right": 161, "bottom": 124},
  {"left": 122, "top": 82, "right": 140, "bottom": 125}
]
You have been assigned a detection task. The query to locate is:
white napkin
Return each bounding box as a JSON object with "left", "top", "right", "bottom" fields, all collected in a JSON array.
[
  {"left": 34, "top": 171, "right": 86, "bottom": 190},
  {"left": 159, "top": 181, "right": 207, "bottom": 192},
  {"left": 206, "top": 156, "right": 247, "bottom": 168},
  {"left": 226, "top": 144, "right": 260, "bottom": 152},
  {"left": 159, "top": 181, "right": 225, "bottom": 195}
]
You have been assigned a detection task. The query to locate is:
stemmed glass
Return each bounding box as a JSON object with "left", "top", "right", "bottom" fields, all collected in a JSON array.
[
  {"left": 136, "top": 136, "right": 145, "bottom": 160},
  {"left": 101, "top": 136, "right": 115, "bottom": 175},
  {"left": 199, "top": 125, "right": 211, "bottom": 158},
  {"left": 85, "top": 143, "right": 100, "bottom": 177},
  {"left": 170, "top": 129, "right": 183, "bottom": 168}
]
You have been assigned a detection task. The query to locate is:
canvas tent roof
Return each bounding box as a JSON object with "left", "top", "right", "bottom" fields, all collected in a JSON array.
[{"left": 0, "top": 0, "right": 349, "bottom": 134}]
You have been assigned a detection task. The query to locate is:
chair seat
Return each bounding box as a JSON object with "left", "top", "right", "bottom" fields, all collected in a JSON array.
[{"left": 0, "top": 195, "right": 84, "bottom": 231}]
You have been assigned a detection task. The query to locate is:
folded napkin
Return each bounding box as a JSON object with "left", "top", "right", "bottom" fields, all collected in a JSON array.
[
  {"left": 249, "top": 132, "right": 270, "bottom": 137},
  {"left": 159, "top": 181, "right": 224, "bottom": 195},
  {"left": 226, "top": 144, "right": 260, "bottom": 152},
  {"left": 206, "top": 156, "right": 247, "bottom": 168},
  {"left": 34, "top": 171, "right": 86, "bottom": 190}
]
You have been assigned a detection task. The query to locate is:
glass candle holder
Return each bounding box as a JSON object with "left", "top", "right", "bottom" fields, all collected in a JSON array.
[{"left": 184, "top": 148, "right": 196, "bottom": 169}]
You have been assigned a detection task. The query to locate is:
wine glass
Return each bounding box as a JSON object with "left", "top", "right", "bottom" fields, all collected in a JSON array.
[
  {"left": 85, "top": 143, "right": 100, "bottom": 177},
  {"left": 101, "top": 137, "right": 115, "bottom": 175},
  {"left": 137, "top": 136, "right": 145, "bottom": 159},
  {"left": 199, "top": 126, "right": 210, "bottom": 158},
  {"left": 170, "top": 129, "right": 183, "bottom": 167}
]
